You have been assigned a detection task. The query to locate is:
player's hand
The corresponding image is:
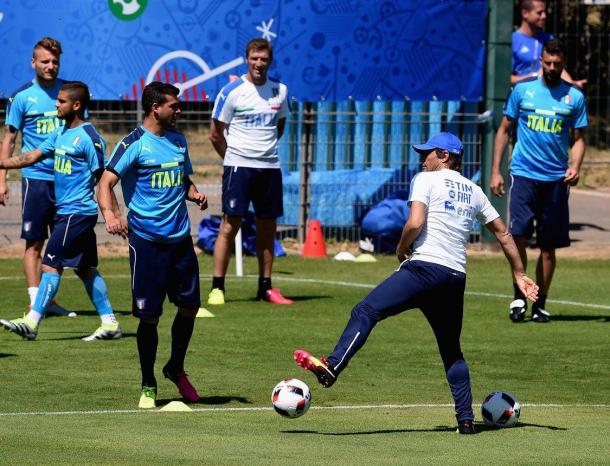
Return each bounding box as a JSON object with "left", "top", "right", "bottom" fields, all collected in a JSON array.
[
  {"left": 564, "top": 167, "right": 580, "bottom": 186},
  {"left": 515, "top": 274, "right": 538, "bottom": 302},
  {"left": 572, "top": 79, "right": 587, "bottom": 90},
  {"left": 106, "top": 216, "right": 128, "bottom": 239},
  {"left": 192, "top": 192, "right": 208, "bottom": 211},
  {"left": 396, "top": 245, "right": 411, "bottom": 263},
  {"left": 490, "top": 172, "right": 505, "bottom": 197},
  {"left": 0, "top": 181, "right": 9, "bottom": 206}
]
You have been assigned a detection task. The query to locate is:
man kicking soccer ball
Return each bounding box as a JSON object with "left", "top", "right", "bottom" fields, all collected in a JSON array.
[
  {"left": 294, "top": 132, "right": 538, "bottom": 434},
  {"left": 0, "top": 81, "right": 122, "bottom": 341}
]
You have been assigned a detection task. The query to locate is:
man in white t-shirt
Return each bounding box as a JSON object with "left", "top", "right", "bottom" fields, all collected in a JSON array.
[
  {"left": 208, "top": 38, "right": 293, "bottom": 306},
  {"left": 293, "top": 132, "right": 538, "bottom": 434}
]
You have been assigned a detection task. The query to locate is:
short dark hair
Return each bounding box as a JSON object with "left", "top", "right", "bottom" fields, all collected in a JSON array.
[
  {"left": 246, "top": 38, "right": 273, "bottom": 61},
  {"left": 519, "top": 0, "right": 544, "bottom": 13},
  {"left": 60, "top": 81, "right": 90, "bottom": 111},
  {"left": 543, "top": 38, "right": 565, "bottom": 57},
  {"left": 141, "top": 81, "right": 180, "bottom": 115},
  {"left": 33, "top": 37, "right": 62, "bottom": 58}
]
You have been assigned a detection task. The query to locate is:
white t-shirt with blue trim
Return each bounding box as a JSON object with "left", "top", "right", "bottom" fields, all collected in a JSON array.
[
  {"left": 212, "top": 75, "right": 289, "bottom": 168},
  {"left": 408, "top": 169, "right": 499, "bottom": 274}
]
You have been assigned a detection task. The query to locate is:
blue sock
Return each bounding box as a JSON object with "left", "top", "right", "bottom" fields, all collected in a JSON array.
[
  {"left": 83, "top": 271, "right": 113, "bottom": 317},
  {"left": 32, "top": 272, "right": 61, "bottom": 316},
  {"left": 446, "top": 359, "right": 474, "bottom": 422}
]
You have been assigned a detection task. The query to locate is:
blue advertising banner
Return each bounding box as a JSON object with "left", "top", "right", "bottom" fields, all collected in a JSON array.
[{"left": 0, "top": 0, "right": 487, "bottom": 102}]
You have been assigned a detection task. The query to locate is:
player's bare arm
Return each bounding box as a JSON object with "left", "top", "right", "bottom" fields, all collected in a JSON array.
[
  {"left": 209, "top": 119, "right": 228, "bottom": 158},
  {"left": 0, "top": 148, "right": 45, "bottom": 170},
  {"left": 184, "top": 175, "right": 208, "bottom": 211},
  {"left": 97, "top": 169, "right": 128, "bottom": 238},
  {"left": 491, "top": 116, "right": 514, "bottom": 197},
  {"left": 486, "top": 217, "right": 538, "bottom": 302},
  {"left": 395, "top": 201, "right": 426, "bottom": 262},
  {"left": 277, "top": 117, "right": 286, "bottom": 140},
  {"left": 564, "top": 128, "right": 586, "bottom": 185},
  {"left": 0, "top": 127, "right": 18, "bottom": 205}
]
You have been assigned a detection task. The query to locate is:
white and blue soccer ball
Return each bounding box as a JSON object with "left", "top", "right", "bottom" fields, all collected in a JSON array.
[
  {"left": 481, "top": 391, "right": 521, "bottom": 427},
  {"left": 271, "top": 378, "right": 311, "bottom": 418}
]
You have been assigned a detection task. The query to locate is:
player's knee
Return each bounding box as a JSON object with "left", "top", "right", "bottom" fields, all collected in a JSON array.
[
  {"left": 351, "top": 301, "right": 382, "bottom": 322},
  {"left": 25, "top": 240, "right": 44, "bottom": 255},
  {"left": 141, "top": 317, "right": 159, "bottom": 325},
  {"left": 177, "top": 307, "right": 198, "bottom": 318}
]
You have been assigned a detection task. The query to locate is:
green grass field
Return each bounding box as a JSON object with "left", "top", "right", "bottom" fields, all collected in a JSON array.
[{"left": 0, "top": 255, "right": 608, "bottom": 465}]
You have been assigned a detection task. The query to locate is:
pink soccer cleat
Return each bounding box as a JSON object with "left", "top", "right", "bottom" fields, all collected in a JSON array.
[{"left": 263, "top": 288, "right": 294, "bottom": 305}]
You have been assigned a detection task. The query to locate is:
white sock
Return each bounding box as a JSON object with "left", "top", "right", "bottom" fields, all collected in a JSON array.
[
  {"left": 101, "top": 313, "right": 118, "bottom": 325},
  {"left": 26, "top": 310, "right": 43, "bottom": 326},
  {"left": 27, "top": 287, "right": 39, "bottom": 307}
]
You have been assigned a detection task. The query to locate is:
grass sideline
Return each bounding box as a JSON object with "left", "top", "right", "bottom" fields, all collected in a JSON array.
[{"left": 0, "top": 255, "right": 608, "bottom": 464}]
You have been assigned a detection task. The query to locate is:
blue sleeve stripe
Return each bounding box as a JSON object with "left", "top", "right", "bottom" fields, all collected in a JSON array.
[
  {"left": 212, "top": 78, "right": 244, "bottom": 120},
  {"left": 107, "top": 127, "right": 144, "bottom": 171},
  {"left": 82, "top": 124, "right": 105, "bottom": 170}
]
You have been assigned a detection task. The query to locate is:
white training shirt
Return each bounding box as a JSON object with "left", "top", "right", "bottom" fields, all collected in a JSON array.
[
  {"left": 211, "top": 75, "right": 289, "bottom": 168},
  {"left": 408, "top": 168, "right": 499, "bottom": 273}
]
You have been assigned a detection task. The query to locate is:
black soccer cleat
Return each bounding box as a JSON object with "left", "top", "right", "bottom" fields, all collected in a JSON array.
[
  {"left": 509, "top": 299, "right": 527, "bottom": 323},
  {"left": 457, "top": 419, "right": 477, "bottom": 435},
  {"left": 531, "top": 308, "right": 551, "bottom": 323},
  {"left": 293, "top": 349, "right": 337, "bottom": 388}
]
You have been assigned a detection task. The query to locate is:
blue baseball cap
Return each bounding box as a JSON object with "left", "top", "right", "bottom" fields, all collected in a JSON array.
[{"left": 413, "top": 132, "right": 464, "bottom": 156}]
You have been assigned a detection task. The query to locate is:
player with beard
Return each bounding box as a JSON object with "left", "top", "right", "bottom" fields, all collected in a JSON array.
[
  {"left": 491, "top": 39, "right": 588, "bottom": 323},
  {"left": 0, "top": 81, "right": 122, "bottom": 341}
]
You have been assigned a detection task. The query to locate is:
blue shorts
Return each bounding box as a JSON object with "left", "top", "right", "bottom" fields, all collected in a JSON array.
[
  {"left": 508, "top": 175, "right": 570, "bottom": 249},
  {"left": 222, "top": 166, "right": 283, "bottom": 219},
  {"left": 21, "top": 178, "right": 56, "bottom": 241},
  {"left": 128, "top": 232, "right": 201, "bottom": 319},
  {"left": 42, "top": 214, "right": 98, "bottom": 269}
]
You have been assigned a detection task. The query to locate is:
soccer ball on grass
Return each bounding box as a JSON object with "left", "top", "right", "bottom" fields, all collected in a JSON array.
[
  {"left": 481, "top": 391, "right": 521, "bottom": 427},
  {"left": 271, "top": 378, "right": 311, "bottom": 418}
]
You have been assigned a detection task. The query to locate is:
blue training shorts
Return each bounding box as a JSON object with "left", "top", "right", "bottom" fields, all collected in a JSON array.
[
  {"left": 508, "top": 175, "right": 570, "bottom": 249},
  {"left": 222, "top": 166, "right": 283, "bottom": 219},
  {"left": 21, "top": 178, "right": 56, "bottom": 241},
  {"left": 128, "top": 232, "right": 201, "bottom": 319},
  {"left": 42, "top": 214, "right": 98, "bottom": 269}
]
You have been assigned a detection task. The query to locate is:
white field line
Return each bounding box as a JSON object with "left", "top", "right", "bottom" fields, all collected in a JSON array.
[
  {"left": 0, "top": 403, "right": 608, "bottom": 418},
  {"left": 0, "top": 273, "right": 608, "bottom": 311}
]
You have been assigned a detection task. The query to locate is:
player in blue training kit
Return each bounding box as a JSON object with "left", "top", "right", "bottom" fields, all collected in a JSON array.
[
  {"left": 294, "top": 133, "right": 538, "bottom": 434},
  {"left": 511, "top": 1, "right": 584, "bottom": 88},
  {"left": 0, "top": 37, "right": 73, "bottom": 317},
  {"left": 98, "top": 82, "right": 208, "bottom": 409},
  {"left": 0, "top": 81, "right": 122, "bottom": 341},
  {"left": 492, "top": 39, "right": 588, "bottom": 323}
]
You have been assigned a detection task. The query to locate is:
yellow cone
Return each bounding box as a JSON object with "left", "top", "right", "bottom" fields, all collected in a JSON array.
[
  {"left": 160, "top": 401, "right": 192, "bottom": 412},
  {"left": 196, "top": 307, "right": 215, "bottom": 318},
  {"left": 355, "top": 253, "right": 377, "bottom": 263}
]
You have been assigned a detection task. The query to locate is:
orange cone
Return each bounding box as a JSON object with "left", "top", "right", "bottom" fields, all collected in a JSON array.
[{"left": 302, "top": 219, "right": 327, "bottom": 258}]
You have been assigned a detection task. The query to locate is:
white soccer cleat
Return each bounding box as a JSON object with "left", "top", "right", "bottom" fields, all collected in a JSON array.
[
  {"left": 0, "top": 317, "right": 38, "bottom": 340},
  {"left": 82, "top": 323, "right": 123, "bottom": 341}
]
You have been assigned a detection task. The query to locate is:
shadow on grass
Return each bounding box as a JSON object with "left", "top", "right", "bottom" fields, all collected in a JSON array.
[
  {"left": 283, "top": 421, "right": 566, "bottom": 436},
  {"left": 156, "top": 395, "right": 252, "bottom": 406},
  {"left": 45, "top": 332, "right": 136, "bottom": 341},
  {"left": 0, "top": 353, "right": 17, "bottom": 359},
  {"left": 227, "top": 295, "right": 331, "bottom": 304},
  {"left": 550, "top": 315, "right": 609, "bottom": 323}
]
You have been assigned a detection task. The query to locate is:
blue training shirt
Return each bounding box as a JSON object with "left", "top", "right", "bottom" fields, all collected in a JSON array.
[
  {"left": 38, "top": 122, "right": 106, "bottom": 216},
  {"left": 504, "top": 77, "right": 588, "bottom": 181},
  {"left": 512, "top": 30, "right": 554, "bottom": 77},
  {"left": 107, "top": 126, "right": 193, "bottom": 243},
  {"left": 5, "top": 79, "right": 66, "bottom": 181}
]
